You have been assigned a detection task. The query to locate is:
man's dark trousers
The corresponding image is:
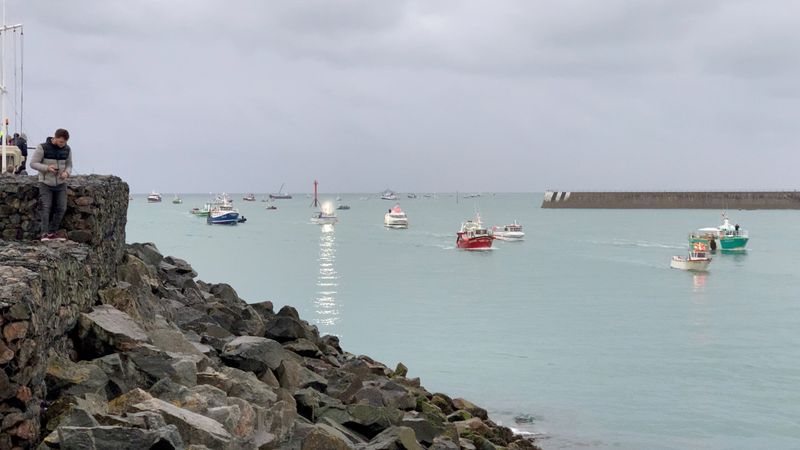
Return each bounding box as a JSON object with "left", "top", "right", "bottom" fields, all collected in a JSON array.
[{"left": 39, "top": 182, "right": 67, "bottom": 234}]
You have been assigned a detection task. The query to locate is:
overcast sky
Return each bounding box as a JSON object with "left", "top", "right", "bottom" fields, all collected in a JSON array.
[{"left": 7, "top": 0, "right": 799, "bottom": 193}]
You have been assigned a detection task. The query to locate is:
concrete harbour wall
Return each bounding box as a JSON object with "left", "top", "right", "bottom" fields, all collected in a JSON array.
[{"left": 541, "top": 191, "right": 800, "bottom": 209}]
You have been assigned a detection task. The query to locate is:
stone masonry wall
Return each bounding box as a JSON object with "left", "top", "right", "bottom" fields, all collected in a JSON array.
[{"left": 0, "top": 175, "right": 129, "bottom": 448}]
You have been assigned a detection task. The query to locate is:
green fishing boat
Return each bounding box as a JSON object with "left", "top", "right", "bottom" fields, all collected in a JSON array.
[
  {"left": 190, "top": 203, "right": 211, "bottom": 217},
  {"left": 692, "top": 214, "right": 748, "bottom": 251}
]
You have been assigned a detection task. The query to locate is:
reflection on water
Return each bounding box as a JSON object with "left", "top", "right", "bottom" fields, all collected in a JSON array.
[
  {"left": 314, "top": 224, "right": 340, "bottom": 333},
  {"left": 692, "top": 273, "right": 707, "bottom": 293}
]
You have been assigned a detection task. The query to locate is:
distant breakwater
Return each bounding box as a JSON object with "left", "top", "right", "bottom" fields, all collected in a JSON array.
[
  {"left": 541, "top": 190, "right": 800, "bottom": 209},
  {"left": 0, "top": 174, "right": 541, "bottom": 450}
]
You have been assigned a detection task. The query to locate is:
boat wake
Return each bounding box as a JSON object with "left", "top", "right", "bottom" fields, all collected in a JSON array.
[{"left": 590, "top": 239, "right": 684, "bottom": 250}]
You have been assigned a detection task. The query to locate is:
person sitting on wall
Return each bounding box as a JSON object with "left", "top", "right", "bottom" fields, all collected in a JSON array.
[
  {"left": 29, "top": 128, "right": 73, "bottom": 242},
  {"left": 14, "top": 132, "right": 28, "bottom": 175}
]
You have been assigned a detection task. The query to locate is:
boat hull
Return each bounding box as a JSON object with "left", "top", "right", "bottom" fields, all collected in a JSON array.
[
  {"left": 312, "top": 218, "right": 338, "bottom": 225},
  {"left": 670, "top": 257, "right": 711, "bottom": 271},
  {"left": 720, "top": 236, "right": 748, "bottom": 250},
  {"left": 269, "top": 194, "right": 292, "bottom": 200},
  {"left": 207, "top": 212, "right": 239, "bottom": 225},
  {"left": 494, "top": 231, "right": 524, "bottom": 241},
  {"left": 456, "top": 234, "right": 494, "bottom": 250},
  {"left": 384, "top": 216, "right": 408, "bottom": 229}
]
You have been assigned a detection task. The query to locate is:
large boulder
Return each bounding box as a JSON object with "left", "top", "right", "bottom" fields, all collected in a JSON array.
[
  {"left": 132, "top": 398, "right": 233, "bottom": 448},
  {"left": 220, "top": 336, "right": 297, "bottom": 376},
  {"left": 294, "top": 388, "right": 344, "bottom": 422},
  {"left": 301, "top": 423, "right": 354, "bottom": 450},
  {"left": 57, "top": 425, "right": 183, "bottom": 450},
  {"left": 45, "top": 356, "right": 110, "bottom": 400},
  {"left": 275, "top": 359, "right": 328, "bottom": 393},
  {"left": 400, "top": 411, "right": 453, "bottom": 446},
  {"left": 126, "top": 243, "right": 164, "bottom": 269},
  {"left": 77, "top": 305, "right": 150, "bottom": 357},
  {"left": 196, "top": 367, "right": 278, "bottom": 406},
  {"left": 318, "top": 404, "right": 403, "bottom": 439},
  {"left": 452, "top": 398, "right": 488, "bottom": 421},
  {"left": 364, "top": 426, "right": 423, "bottom": 450}
]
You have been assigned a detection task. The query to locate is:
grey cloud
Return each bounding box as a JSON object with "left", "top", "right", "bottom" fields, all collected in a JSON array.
[{"left": 6, "top": 0, "right": 798, "bottom": 192}]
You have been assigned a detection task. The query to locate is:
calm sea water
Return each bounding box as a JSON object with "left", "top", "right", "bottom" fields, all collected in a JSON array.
[{"left": 127, "top": 194, "right": 800, "bottom": 450}]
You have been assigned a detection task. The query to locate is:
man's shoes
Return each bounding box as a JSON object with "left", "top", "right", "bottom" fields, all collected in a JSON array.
[
  {"left": 53, "top": 230, "right": 68, "bottom": 241},
  {"left": 40, "top": 233, "right": 55, "bottom": 242}
]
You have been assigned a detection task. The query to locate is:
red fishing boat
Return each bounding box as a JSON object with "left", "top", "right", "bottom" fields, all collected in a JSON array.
[{"left": 456, "top": 214, "right": 494, "bottom": 250}]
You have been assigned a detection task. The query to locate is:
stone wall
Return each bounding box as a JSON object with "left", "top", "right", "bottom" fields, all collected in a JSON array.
[
  {"left": 541, "top": 190, "right": 800, "bottom": 209},
  {"left": 0, "top": 175, "right": 129, "bottom": 448},
  {"left": 0, "top": 174, "right": 128, "bottom": 246}
]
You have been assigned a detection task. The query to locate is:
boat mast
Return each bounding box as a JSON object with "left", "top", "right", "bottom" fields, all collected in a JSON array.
[{"left": 0, "top": 0, "right": 22, "bottom": 174}]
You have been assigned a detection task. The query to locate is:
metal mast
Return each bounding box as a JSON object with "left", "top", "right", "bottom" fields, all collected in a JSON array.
[{"left": 0, "top": 0, "right": 22, "bottom": 173}]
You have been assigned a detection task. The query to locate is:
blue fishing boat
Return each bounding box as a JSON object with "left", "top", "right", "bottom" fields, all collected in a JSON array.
[{"left": 207, "top": 198, "right": 240, "bottom": 225}]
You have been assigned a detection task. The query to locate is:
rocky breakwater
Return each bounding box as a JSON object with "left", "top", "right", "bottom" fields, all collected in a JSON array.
[{"left": 0, "top": 176, "right": 540, "bottom": 450}]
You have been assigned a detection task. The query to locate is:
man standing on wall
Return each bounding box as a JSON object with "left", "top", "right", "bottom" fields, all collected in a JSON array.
[{"left": 29, "top": 129, "right": 72, "bottom": 241}]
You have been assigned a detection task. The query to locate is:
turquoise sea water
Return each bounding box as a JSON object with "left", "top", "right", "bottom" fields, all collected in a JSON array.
[{"left": 127, "top": 194, "right": 800, "bottom": 450}]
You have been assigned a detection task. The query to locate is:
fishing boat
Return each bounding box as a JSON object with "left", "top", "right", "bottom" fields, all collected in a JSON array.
[
  {"left": 207, "top": 198, "right": 240, "bottom": 225},
  {"left": 336, "top": 204, "right": 351, "bottom": 210},
  {"left": 312, "top": 202, "right": 338, "bottom": 225},
  {"left": 190, "top": 203, "right": 211, "bottom": 217},
  {"left": 270, "top": 183, "right": 292, "bottom": 200},
  {"left": 692, "top": 213, "right": 749, "bottom": 251},
  {"left": 380, "top": 189, "right": 398, "bottom": 201},
  {"left": 265, "top": 198, "right": 278, "bottom": 210},
  {"left": 147, "top": 191, "right": 162, "bottom": 203},
  {"left": 242, "top": 193, "right": 256, "bottom": 202},
  {"left": 464, "top": 193, "right": 481, "bottom": 199},
  {"left": 492, "top": 221, "right": 524, "bottom": 241},
  {"left": 172, "top": 194, "right": 182, "bottom": 204},
  {"left": 407, "top": 193, "right": 417, "bottom": 199},
  {"left": 456, "top": 214, "right": 494, "bottom": 250},
  {"left": 384, "top": 204, "right": 409, "bottom": 229},
  {"left": 670, "top": 240, "right": 712, "bottom": 271}
]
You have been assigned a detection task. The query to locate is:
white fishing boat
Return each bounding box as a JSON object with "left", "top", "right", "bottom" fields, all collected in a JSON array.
[
  {"left": 670, "top": 240, "right": 712, "bottom": 271},
  {"left": 147, "top": 191, "right": 162, "bottom": 203},
  {"left": 312, "top": 202, "right": 338, "bottom": 225},
  {"left": 380, "top": 189, "right": 398, "bottom": 201},
  {"left": 492, "top": 221, "right": 524, "bottom": 241},
  {"left": 384, "top": 204, "right": 409, "bottom": 229}
]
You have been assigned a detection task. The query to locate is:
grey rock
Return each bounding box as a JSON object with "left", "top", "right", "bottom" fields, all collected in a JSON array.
[
  {"left": 300, "top": 423, "right": 355, "bottom": 450},
  {"left": 57, "top": 425, "right": 183, "bottom": 450},
  {"left": 400, "top": 411, "right": 449, "bottom": 446},
  {"left": 126, "top": 242, "right": 164, "bottom": 269},
  {"left": 276, "top": 359, "right": 328, "bottom": 393},
  {"left": 430, "top": 437, "right": 461, "bottom": 450},
  {"left": 283, "top": 339, "right": 322, "bottom": 358},
  {"left": 45, "top": 356, "right": 110, "bottom": 400},
  {"left": 220, "top": 336, "right": 297, "bottom": 376},
  {"left": 196, "top": 367, "right": 278, "bottom": 406},
  {"left": 132, "top": 398, "right": 233, "bottom": 448},
  {"left": 364, "top": 426, "right": 423, "bottom": 450},
  {"left": 78, "top": 305, "right": 150, "bottom": 356}
]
